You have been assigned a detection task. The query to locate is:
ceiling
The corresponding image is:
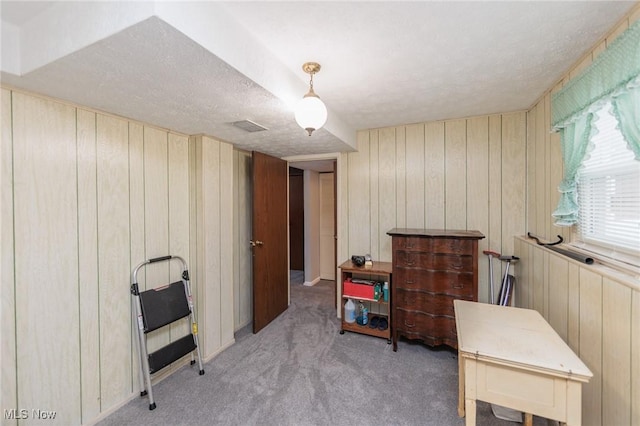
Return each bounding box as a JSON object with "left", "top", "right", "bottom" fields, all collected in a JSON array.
[{"left": 1, "top": 1, "right": 636, "bottom": 158}]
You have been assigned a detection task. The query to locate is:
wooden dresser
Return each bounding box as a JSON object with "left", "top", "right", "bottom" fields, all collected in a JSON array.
[{"left": 387, "top": 228, "right": 484, "bottom": 351}]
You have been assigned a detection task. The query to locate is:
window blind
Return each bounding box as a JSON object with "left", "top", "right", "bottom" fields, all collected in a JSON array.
[{"left": 575, "top": 101, "right": 640, "bottom": 261}]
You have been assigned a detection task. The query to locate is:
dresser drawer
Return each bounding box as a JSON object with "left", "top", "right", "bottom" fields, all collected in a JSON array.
[
  {"left": 431, "top": 238, "right": 473, "bottom": 255},
  {"left": 394, "top": 251, "right": 473, "bottom": 271},
  {"left": 393, "top": 268, "right": 475, "bottom": 297},
  {"left": 394, "top": 289, "right": 471, "bottom": 316},
  {"left": 393, "top": 236, "right": 432, "bottom": 252},
  {"left": 394, "top": 309, "right": 458, "bottom": 342}
]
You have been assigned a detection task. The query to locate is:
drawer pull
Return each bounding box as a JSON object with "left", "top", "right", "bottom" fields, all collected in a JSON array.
[
  {"left": 404, "top": 320, "right": 416, "bottom": 328},
  {"left": 452, "top": 283, "right": 464, "bottom": 289},
  {"left": 451, "top": 263, "right": 464, "bottom": 270}
]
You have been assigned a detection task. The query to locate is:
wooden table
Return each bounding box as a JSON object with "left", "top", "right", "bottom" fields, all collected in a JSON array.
[{"left": 454, "top": 300, "right": 592, "bottom": 426}]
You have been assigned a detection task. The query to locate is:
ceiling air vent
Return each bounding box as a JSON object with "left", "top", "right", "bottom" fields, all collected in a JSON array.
[{"left": 232, "top": 119, "right": 268, "bottom": 133}]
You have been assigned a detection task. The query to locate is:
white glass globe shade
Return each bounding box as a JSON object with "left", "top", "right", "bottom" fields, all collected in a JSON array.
[{"left": 295, "top": 95, "right": 328, "bottom": 135}]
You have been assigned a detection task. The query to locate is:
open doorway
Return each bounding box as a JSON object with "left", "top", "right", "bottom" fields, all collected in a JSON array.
[
  {"left": 288, "top": 159, "right": 337, "bottom": 307},
  {"left": 231, "top": 151, "right": 340, "bottom": 333}
]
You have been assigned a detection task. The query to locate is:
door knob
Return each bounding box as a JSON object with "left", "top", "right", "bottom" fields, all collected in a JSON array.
[{"left": 249, "top": 240, "right": 264, "bottom": 247}]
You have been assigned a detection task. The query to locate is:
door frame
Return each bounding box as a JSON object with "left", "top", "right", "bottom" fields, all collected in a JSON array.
[{"left": 283, "top": 152, "right": 343, "bottom": 316}]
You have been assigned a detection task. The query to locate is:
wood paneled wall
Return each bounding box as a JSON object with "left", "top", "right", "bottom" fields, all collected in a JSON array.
[
  {"left": 337, "top": 114, "right": 527, "bottom": 303},
  {"left": 190, "top": 135, "right": 235, "bottom": 357},
  {"left": 515, "top": 237, "right": 639, "bottom": 426},
  {"left": 1, "top": 89, "right": 235, "bottom": 425},
  {"left": 522, "top": 6, "right": 640, "bottom": 426}
]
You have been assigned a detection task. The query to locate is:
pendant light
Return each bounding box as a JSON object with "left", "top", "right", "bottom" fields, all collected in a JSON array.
[{"left": 295, "top": 62, "right": 327, "bottom": 136}]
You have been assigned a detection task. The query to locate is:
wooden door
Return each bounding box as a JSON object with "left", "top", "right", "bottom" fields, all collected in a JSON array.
[
  {"left": 288, "top": 167, "right": 304, "bottom": 271},
  {"left": 252, "top": 151, "right": 289, "bottom": 333}
]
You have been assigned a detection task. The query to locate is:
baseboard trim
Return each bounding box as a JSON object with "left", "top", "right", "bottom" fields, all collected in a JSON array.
[
  {"left": 303, "top": 276, "right": 321, "bottom": 286},
  {"left": 235, "top": 318, "right": 252, "bottom": 333},
  {"left": 85, "top": 338, "right": 235, "bottom": 425},
  {"left": 203, "top": 338, "right": 235, "bottom": 363}
]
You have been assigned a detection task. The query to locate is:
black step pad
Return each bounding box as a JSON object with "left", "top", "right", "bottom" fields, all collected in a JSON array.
[
  {"left": 139, "top": 281, "right": 191, "bottom": 333},
  {"left": 148, "top": 334, "right": 197, "bottom": 374}
]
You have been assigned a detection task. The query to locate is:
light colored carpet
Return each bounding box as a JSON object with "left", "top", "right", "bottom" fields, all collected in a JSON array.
[
  {"left": 99, "top": 279, "right": 549, "bottom": 425},
  {"left": 290, "top": 269, "right": 304, "bottom": 286}
]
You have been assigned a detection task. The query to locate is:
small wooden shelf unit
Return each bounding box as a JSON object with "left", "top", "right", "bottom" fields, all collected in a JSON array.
[{"left": 339, "top": 260, "right": 392, "bottom": 343}]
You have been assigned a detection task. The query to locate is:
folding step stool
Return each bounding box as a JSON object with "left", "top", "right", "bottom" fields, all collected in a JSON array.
[{"left": 130, "top": 255, "right": 204, "bottom": 410}]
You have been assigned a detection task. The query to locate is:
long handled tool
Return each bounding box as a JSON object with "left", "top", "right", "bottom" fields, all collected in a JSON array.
[
  {"left": 482, "top": 250, "right": 501, "bottom": 304},
  {"left": 497, "top": 255, "right": 519, "bottom": 306},
  {"left": 483, "top": 250, "right": 520, "bottom": 306}
]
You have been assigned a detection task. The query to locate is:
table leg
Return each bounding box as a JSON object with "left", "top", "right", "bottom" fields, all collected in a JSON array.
[
  {"left": 458, "top": 351, "right": 465, "bottom": 417},
  {"left": 565, "top": 380, "right": 582, "bottom": 426},
  {"left": 463, "top": 357, "right": 477, "bottom": 426},
  {"left": 465, "top": 398, "right": 476, "bottom": 426},
  {"left": 523, "top": 413, "right": 533, "bottom": 426}
]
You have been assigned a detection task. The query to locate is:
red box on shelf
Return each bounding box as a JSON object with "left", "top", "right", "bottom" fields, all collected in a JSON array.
[{"left": 343, "top": 278, "right": 375, "bottom": 299}]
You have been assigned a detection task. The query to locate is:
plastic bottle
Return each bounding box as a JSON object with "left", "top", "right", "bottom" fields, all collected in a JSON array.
[
  {"left": 383, "top": 281, "right": 389, "bottom": 302},
  {"left": 356, "top": 302, "right": 367, "bottom": 325},
  {"left": 374, "top": 282, "right": 381, "bottom": 300},
  {"left": 344, "top": 299, "right": 356, "bottom": 323},
  {"left": 361, "top": 304, "right": 368, "bottom": 325}
]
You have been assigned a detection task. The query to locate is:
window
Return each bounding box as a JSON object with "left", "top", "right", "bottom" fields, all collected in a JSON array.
[{"left": 573, "top": 101, "right": 640, "bottom": 267}]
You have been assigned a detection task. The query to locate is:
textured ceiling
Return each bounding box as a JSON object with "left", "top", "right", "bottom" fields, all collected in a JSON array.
[
  {"left": 1, "top": 1, "right": 636, "bottom": 158},
  {"left": 1, "top": 17, "right": 345, "bottom": 157}
]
